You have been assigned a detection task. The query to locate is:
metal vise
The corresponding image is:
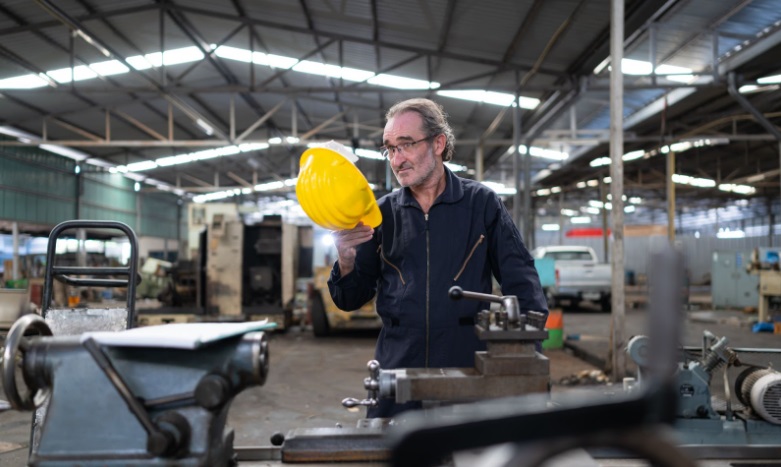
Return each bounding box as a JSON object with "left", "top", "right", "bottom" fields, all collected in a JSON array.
[
  {"left": 1, "top": 314, "right": 270, "bottom": 466},
  {"left": 343, "top": 286, "right": 550, "bottom": 408}
]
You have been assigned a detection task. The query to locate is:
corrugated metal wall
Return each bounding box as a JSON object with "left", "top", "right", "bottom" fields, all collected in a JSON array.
[
  {"left": 535, "top": 231, "right": 781, "bottom": 283},
  {"left": 0, "top": 148, "right": 77, "bottom": 225},
  {"left": 0, "top": 147, "right": 182, "bottom": 240}
]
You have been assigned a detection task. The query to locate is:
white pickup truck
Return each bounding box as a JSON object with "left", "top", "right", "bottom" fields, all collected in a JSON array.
[{"left": 531, "top": 245, "right": 612, "bottom": 311}]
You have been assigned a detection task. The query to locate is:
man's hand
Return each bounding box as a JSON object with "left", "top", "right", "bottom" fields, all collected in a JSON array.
[{"left": 333, "top": 222, "right": 374, "bottom": 276}]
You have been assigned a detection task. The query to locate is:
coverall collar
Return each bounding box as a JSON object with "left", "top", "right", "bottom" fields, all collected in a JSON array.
[{"left": 398, "top": 165, "right": 464, "bottom": 208}]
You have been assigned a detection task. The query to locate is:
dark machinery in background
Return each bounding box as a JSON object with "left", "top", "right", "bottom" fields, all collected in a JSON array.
[
  {"left": 205, "top": 214, "right": 311, "bottom": 330},
  {"left": 241, "top": 222, "right": 284, "bottom": 313},
  {"left": 627, "top": 330, "right": 781, "bottom": 453}
]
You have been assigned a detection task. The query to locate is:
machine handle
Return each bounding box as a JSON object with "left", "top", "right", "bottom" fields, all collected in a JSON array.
[
  {"left": 449, "top": 286, "right": 521, "bottom": 324},
  {"left": 341, "top": 360, "right": 381, "bottom": 409},
  {"left": 82, "top": 337, "right": 184, "bottom": 457}
]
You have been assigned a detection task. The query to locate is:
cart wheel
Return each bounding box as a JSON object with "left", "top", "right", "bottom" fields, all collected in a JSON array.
[
  {"left": 309, "top": 293, "right": 330, "bottom": 337},
  {"left": 2, "top": 314, "right": 53, "bottom": 410}
]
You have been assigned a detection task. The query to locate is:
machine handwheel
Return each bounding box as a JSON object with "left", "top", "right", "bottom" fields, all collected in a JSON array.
[{"left": 1, "top": 314, "right": 53, "bottom": 410}]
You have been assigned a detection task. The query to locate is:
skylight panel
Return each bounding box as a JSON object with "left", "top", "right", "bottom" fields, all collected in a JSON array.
[
  {"left": 214, "top": 45, "right": 253, "bottom": 63},
  {"left": 369, "top": 74, "right": 437, "bottom": 90},
  {"left": 0, "top": 74, "right": 48, "bottom": 89},
  {"left": 262, "top": 54, "right": 298, "bottom": 69},
  {"left": 39, "top": 144, "right": 90, "bottom": 161},
  {"left": 137, "top": 46, "right": 204, "bottom": 68},
  {"left": 47, "top": 65, "right": 98, "bottom": 83},
  {"left": 293, "top": 60, "right": 343, "bottom": 78},
  {"left": 126, "top": 160, "right": 158, "bottom": 171},
  {"left": 126, "top": 55, "right": 155, "bottom": 70},
  {"left": 436, "top": 90, "right": 539, "bottom": 109},
  {"left": 89, "top": 60, "right": 130, "bottom": 77}
]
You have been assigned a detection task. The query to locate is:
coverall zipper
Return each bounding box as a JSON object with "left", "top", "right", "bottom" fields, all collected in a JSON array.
[
  {"left": 453, "top": 234, "right": 485, "bottom": 281},
  {"left": 425, "top": 212, "right": 430, "bottom": 368},
  {"left": 380, "top": 248, "right": 406, "bottom": 285}
]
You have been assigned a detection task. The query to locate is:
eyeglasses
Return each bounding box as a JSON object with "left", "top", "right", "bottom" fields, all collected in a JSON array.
[{"left": 380, "top": 135, "right": 437, "bottom": 159}]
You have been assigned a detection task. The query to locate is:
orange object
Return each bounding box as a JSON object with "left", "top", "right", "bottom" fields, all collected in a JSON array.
[{"left": 545, "top": 309, "right": 563, "bottom": 329}]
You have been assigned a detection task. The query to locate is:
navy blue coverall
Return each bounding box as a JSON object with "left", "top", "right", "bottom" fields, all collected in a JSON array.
[{"left": 328, "top": 167, "right": 548, "bottom": 418}]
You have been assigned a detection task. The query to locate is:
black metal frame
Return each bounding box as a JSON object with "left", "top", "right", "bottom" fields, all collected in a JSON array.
[{"left": 41, "top": 220, "right": 140, "bottom": 326}]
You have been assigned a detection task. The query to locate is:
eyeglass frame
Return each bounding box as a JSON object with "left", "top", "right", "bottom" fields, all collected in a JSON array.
[{"left": 380, "top": 134, "right": 439, "bottom": 160}]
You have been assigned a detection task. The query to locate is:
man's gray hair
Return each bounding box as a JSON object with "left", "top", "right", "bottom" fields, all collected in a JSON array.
[{"left": 386, "top": 98, "right": 455, "bottom": 162}]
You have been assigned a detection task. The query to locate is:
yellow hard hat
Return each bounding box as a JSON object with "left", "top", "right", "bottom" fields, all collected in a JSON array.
[{"left": 296, "top": 145, "right": 382, "bottom": 230}]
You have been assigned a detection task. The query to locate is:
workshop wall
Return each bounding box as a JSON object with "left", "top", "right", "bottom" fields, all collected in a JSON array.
[
  {"left": 0, "top": 145, "right": 183, "bottom": 240},
  {"left": 0, "top": 146, "right": 76, "bottom": 225}
]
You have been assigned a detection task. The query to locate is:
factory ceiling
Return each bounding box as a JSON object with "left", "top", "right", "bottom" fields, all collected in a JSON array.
[{"left": 1, "top": 0, "right": 780, "bottom": 225}]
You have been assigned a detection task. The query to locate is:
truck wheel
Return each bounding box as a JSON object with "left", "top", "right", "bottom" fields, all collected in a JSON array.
[
  {"left": 600, "top": 295, "right": 612, "bottom": 312},
  {"left": 309, "top": 293, "right": 330, "bottom": 337}
]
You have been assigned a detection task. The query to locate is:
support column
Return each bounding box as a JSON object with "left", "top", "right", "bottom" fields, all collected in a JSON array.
[
  {"left": 668, "top": 151, "right": 676, "bottom": 242},
  {"left": 512, "top": 94, "right": 522, "bottom": 230},
  {"left": 12, "top": 221, "right": 20, "bottom": 281},
  {"left": 475, "top": 144, "right": 484, "bottom": 182},
  {"left": 609, "top": 0, "right": 626, "bottom": 383}
]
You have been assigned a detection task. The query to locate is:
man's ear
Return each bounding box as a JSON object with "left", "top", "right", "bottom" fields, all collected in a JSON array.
[{"left": 434, "top": 133, "right": 446, "bottom": 158}]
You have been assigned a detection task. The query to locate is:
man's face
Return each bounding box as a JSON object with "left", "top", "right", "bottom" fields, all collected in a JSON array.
[{"left": 383, "top": 112, "right": 442, "bottom": 188}]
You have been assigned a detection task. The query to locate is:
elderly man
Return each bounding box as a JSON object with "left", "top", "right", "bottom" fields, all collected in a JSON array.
[{"left": 328, "top": 98, "right": 547, "bottom": 418}]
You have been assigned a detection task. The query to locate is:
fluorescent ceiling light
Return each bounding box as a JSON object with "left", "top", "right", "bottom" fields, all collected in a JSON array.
[
  {"left": 536, "top": 188, "right": 551, "bottom": 196},
  {"left": 622, "top": 150, "right": 645, "bottom": 161},
  {"left": 717, "top": 228, "right": 745, "bottom": 239},
  {"left": 590, "top": 157, "right": 610, "bottom": 167},
  {"left": 541, "top": 224, "right": 560, "bottom": 231},
  {"left": 624, "top": 205, "right": 636, "bottom": 213},
  {"left": 195, "top": 119, "right": 214, "bottom": 136},
  {"left": 718, "top": 183, "right": 756, "bottom": 195},
  {"left": 561, "top": 209, "right": 578, "bottom": 216},
  {"left": 583, "top": 207, "right": 600, "bottom": 215},
  {"left": 672, "top": 173, "right": 716, "bottom": 188},
  {"left": 571, "top": 216, "right": 591, "bottom": 224},
  {"left": 506, "top": 145, "right": 568, "bottom": 161},
  {"left": 757, "top": 74, "right": 781, "bottom": 84}
]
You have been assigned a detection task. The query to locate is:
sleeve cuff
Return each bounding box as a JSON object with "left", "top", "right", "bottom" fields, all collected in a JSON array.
[{"left": 329, "top": 261, "right": 359, "bottom": 288}]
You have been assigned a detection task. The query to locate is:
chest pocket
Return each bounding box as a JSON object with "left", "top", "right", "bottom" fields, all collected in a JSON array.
[{"left": 453, "top": 234, "right": 485, "bottom": 281}]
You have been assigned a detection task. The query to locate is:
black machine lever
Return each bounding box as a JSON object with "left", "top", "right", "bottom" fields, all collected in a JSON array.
[{"left": 82, "top": 337, "right": 189, "bottom": 457}]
